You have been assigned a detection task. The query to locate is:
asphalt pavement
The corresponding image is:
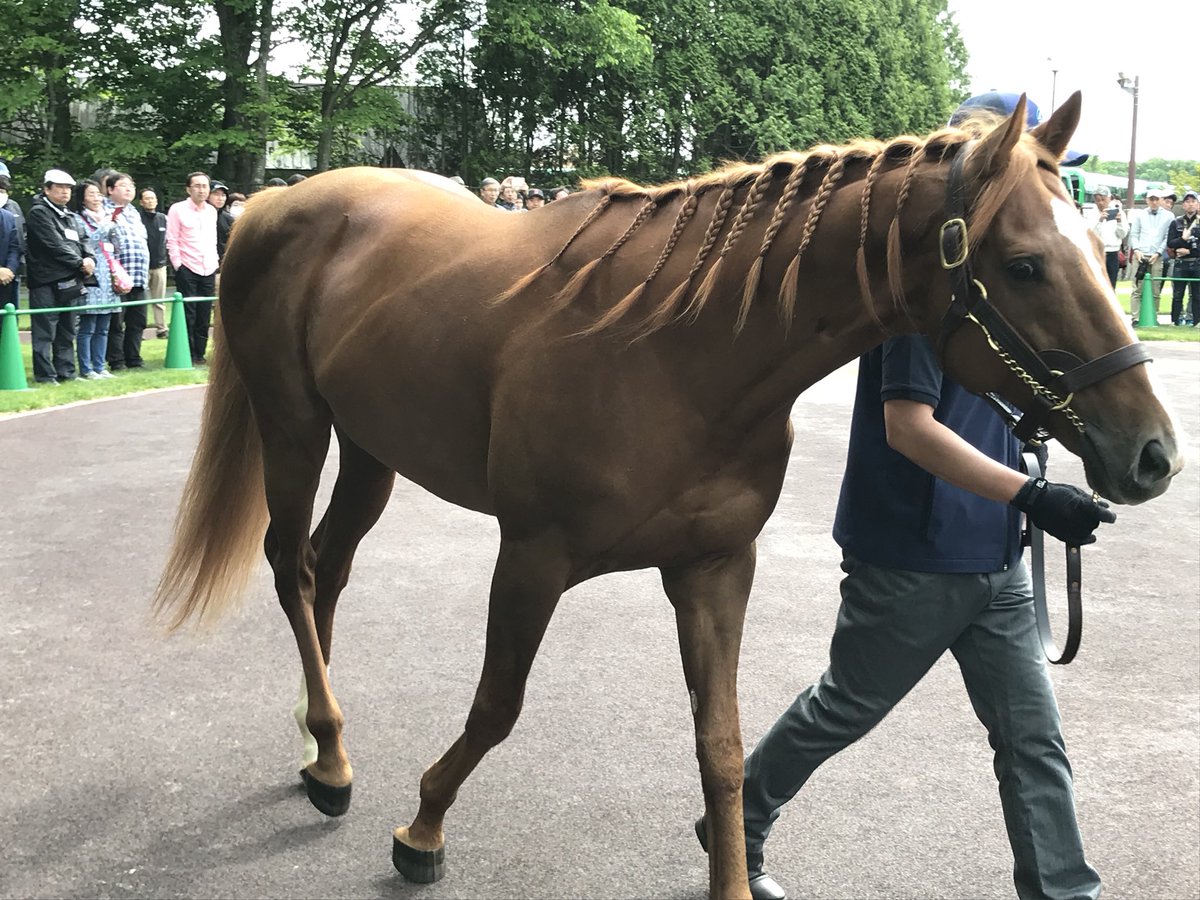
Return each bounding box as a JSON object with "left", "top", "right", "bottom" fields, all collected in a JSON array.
[{"left": 2, "top": 344, "right": 1197, "bottom": 900}]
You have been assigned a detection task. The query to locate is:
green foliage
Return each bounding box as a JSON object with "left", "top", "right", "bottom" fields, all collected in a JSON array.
[
  {"left": 0, "top": 0, "right": 974, "bottom": 194},
  {"left": 1085, "top": 157, "right": 1200, "bottom": 191}
]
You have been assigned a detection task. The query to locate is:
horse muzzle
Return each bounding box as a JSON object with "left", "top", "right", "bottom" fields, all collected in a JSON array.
[{"left": 1081, "top": 426, "right": 1184, "bottom": 505}]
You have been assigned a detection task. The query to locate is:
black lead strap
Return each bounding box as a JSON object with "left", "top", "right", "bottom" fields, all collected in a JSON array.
[{"left": 1021, "top": 452, "right": 1082, "bottom": 665}]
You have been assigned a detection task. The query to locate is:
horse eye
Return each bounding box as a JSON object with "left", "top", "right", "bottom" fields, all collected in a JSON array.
[{"left": 1007, "top": 258, "right": 1040, "bottom": 282}]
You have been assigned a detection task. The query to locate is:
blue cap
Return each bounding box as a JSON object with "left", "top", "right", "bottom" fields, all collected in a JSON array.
[
  {"left": 949, "top": 92, "right": 1089, "bottom": 167},
  {"left": 0, "top": 161, "right": 9, "bottom": 178}
]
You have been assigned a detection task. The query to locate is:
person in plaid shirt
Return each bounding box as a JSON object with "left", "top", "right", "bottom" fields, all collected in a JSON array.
[{"left": 103, "top": 172, "right": 150, "bottom": 368}]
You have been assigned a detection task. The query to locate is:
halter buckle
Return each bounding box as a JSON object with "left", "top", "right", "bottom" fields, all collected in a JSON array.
[
  {"left": 1047, "top": 369, "right": 1074, "bottom": 412},
  {"left": 939, "top": 218, "right": 969, "bottom": 269}
]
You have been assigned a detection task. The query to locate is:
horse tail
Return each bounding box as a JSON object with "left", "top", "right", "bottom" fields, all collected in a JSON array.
[{"left": 153, "top": 332, "right": 268, "bottom": 631}]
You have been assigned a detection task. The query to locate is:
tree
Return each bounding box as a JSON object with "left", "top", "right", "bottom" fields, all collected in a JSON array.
[
  {"left": 0, "top": 0, "right": 87, "bottom": 180},
  {"left": 289, "top": 0, "right": 463, "bottom": 171},
  {"left": 470, "top": 0, "right": 651, "bottom": 179}
]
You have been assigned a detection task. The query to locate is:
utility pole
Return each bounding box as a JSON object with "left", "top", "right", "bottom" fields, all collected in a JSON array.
[{"left": 1118, "top": 73, "right": 1139, "bottom": 206}]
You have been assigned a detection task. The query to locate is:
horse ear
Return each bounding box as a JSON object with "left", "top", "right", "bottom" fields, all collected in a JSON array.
[
  {"left": 1030, "top": 91, "right": 1082, "bottom": 162},
  {"left": 968, "top": 94, "right": 1027, "bottom": 179}
]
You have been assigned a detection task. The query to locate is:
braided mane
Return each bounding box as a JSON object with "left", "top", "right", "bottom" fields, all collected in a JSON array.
[{"left": 498, "top": 122, "right": 1041, "bottom": 339}]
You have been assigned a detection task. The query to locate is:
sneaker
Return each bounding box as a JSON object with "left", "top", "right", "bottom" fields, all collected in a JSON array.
[
  {"left": 82, "top": 371, "right": 100, "bottom": 380},
  {"left": 95, "top": 370, "right": 116, "bottom": 379},
  {"left": 156, "top": 329, "right": 169, "bottom": 339}
]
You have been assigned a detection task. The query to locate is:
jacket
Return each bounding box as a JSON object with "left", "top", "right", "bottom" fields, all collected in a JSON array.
[
  {"left": 25, "top": 194, "right": 93, "bottom": 288},
  {"left": 138, "top": 207, "right": 168, "bottom": 268}
]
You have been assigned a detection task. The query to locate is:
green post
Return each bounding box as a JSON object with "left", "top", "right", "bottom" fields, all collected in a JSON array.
[
  {"left": 164, "top": 292, "right": 193, "bottom": 369},
  {"left": 0, "top": 303, "right": 29, "bottom": 391},
  {"left": 1136, "top": 276, "right": 1158, "bottom": 328}
]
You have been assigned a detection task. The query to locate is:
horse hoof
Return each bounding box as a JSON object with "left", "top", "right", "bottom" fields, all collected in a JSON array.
[
  {"left": 299, "top": 768, "right": 352, "bottom": 817},
  {"left": 393, "top": 835, "right": 446, "bottom": 883}
]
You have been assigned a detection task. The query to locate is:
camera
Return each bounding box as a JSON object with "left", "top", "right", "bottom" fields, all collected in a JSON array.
[
  {"left": 1106, "top": 207, "right": 1119, "bottom": 221},
  {"left": 1135, "top": 257, "right": 1152, "bottom": 281}
]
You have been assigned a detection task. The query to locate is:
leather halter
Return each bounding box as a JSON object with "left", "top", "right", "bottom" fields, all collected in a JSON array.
[{"left": 934, "top": 150, "right": 1152, "bottom": 444}]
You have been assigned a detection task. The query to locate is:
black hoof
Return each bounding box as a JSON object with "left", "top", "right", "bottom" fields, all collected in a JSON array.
[
  {"left": 393, "top": 836, "right": 446, "bottom": 883},
  {"left": 299, "top": 767, "right": 352, "bottom": 817}
]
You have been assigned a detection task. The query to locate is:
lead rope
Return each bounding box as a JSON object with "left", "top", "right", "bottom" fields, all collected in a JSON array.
[{"left": 1021, "top": 451, "right": 1083, "bottom": 664}]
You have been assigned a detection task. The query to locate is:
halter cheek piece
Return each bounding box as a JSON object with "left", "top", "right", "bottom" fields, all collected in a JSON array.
[{"left": 934, "top": 150, "right": 1152, "bottom": 445}]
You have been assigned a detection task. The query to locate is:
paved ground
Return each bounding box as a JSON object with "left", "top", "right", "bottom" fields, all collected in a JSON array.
[{"left": 2, "top": 344, "right": 1197, "bottom": 900}]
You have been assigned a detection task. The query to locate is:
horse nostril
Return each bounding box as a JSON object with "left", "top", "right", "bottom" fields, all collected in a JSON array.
[{"left": 1135, "top": 439, "right": 1171, "bottom": 487}]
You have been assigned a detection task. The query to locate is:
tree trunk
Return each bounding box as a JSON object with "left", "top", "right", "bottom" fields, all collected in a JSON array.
[
  {"left": 248, "top": 0, "right": 274, "bottom": 187},
  {"left": 317, "top": 81, "right": 338, "bottom": 172},
  {"left": 218, "top": 0, "right": 272, "bottom": 190}
]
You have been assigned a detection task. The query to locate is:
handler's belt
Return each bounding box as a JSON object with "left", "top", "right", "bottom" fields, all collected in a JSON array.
[{"left": 1020, "top": 451, "right": 1082, "bottom": 665}]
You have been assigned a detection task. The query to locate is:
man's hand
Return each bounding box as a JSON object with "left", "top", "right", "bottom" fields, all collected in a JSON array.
[
  {"left": 81, "top": 258, "right": 95, "bottom": 276},
  {"left": 0, "top": 266, "right": 13, "bottom": 285},
  {"left": 1133, "top": 250, "right": 1143, "bottom": 264},
  {"left": 1011, "top": 478, "right": 1116, "bottom": 545}
]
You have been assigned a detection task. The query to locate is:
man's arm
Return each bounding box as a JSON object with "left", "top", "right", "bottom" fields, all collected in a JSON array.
[
  {"left": 1167, "top": 219, "right": 1187, "bottom": 252},
  {"left": 883, "top": 399, "right": 1027, "bottom": 502},
  {"left": 1, "top": 212, "right": 20, "bottom": 275},
  {"left": 884, "top": 398, "right": 1114, "bottom": 544},
  {"left": 165, "top": 205, "right": 183, "bottom": 270}
]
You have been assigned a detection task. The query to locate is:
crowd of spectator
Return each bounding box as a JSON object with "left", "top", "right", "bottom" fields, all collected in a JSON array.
[
  {"left": 475, "top": 175, "right": 571, "bottom": 210},
  {"left": 1098, "top": 186, "right": 1200, "bottom": 327},
  {"left": 0, "top": 162, "right": 312, "bottom": 386},
  {"left": 0, "top": 162, "right": 575, "bottom": 388}
]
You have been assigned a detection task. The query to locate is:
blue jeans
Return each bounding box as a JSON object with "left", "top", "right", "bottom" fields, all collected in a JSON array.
[
  {"left": 76, "top": 312, "right": 111, "bottom": 375},
  {"left": 742, "top": 554, "right": 1101, "bottom": 900}
]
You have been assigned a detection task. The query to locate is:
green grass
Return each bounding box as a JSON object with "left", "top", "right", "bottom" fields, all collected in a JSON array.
[
  {"left": 1117, "top": 285, "right": 1200, "bottom": 342},
  {"left": 0, "top": 336, "right": 208, "bottom": 415}
]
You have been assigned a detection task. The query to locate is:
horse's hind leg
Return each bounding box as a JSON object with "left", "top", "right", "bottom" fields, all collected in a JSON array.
[
  {"left": 392, "top": 534, "right": 570, "bottom": 883},
  {"left": 257, "top": 411, "right": 355, "bottom": 815},
  {"left": 293, "top": 429, "right": 395, "bottom": 770},
  {"left": 662, "top": 546, "right": 756, "bottom": 900}
]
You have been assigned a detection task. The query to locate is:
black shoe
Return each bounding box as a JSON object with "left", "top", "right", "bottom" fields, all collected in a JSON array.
[{"left": 694, "top": 817, "right": 787, "bottom": 900}]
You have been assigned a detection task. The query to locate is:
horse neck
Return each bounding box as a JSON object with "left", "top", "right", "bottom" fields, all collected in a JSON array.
[{"left": 667, "top": 159, "right": 951, "bottom": 431}]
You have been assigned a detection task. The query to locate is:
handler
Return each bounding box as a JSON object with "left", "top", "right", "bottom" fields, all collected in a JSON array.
[{"left": 698, "top": 331, "right": 1112, "bottom": 900}]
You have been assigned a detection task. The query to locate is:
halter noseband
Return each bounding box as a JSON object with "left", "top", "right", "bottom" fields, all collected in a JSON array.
[{"left": 934, "top": 151, "right": 1152, "bottom": 443}]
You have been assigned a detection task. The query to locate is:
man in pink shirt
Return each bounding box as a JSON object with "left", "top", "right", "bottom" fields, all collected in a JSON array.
[{"left": 166, "top": 171, "right": 218, "bottom": 364}]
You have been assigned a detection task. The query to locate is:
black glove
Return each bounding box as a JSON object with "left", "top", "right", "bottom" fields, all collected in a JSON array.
[
  {"left": 1011, "top": 477, "right": 1116, "bottom": 545},
  {"left": 1021, "top": 441, "right": 1049, "bottom": 477}
]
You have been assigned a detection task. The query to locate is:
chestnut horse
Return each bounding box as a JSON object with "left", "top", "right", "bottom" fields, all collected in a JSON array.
[{"left": 154, "top": 93, "right": 1181, "bottom": 898}]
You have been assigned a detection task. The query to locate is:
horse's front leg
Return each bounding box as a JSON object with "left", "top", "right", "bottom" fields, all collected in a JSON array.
[{"left": 662, "top": 545, "right": 756, "bottom": 900}]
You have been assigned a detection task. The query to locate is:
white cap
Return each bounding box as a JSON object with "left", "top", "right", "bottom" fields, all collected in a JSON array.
[
  {"left": 43, "top": 168, "right": 76, "bottom": 186},
  {"left": 1146, "top": 188, "right": 1164, "bottom": 199}
]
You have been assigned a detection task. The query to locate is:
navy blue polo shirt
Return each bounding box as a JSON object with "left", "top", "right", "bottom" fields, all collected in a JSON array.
[{"left": 832, "top": 335, "right": 1023, "bottom": 574}]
